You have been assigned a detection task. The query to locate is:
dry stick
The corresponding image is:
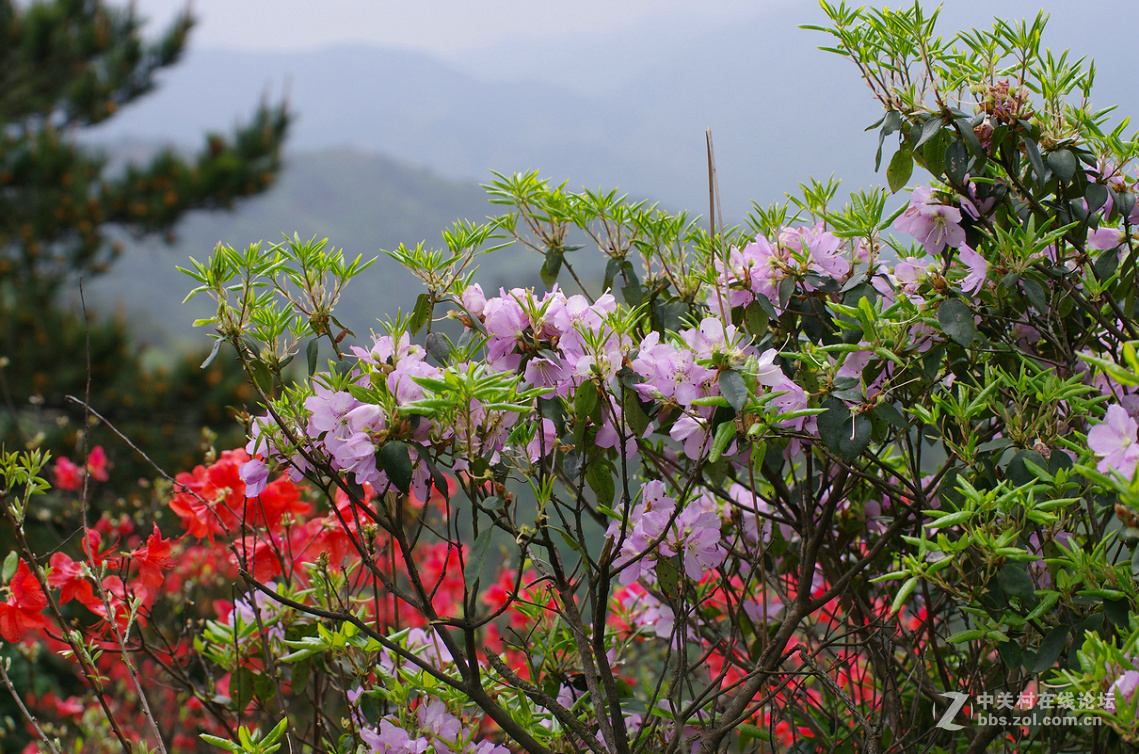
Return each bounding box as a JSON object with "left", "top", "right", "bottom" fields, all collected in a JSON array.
[
  {"left": 706, "top": 128, "right": 729, "bottom": 324},
  {"left": 77, "top": 283, "right": 170, "bottom": 754}
]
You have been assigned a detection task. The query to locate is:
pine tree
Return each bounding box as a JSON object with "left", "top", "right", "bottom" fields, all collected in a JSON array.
[
  {"left": 0, "top": 1, "right": 289, "bottom": 490},
  {"left": 0, "top": 0, "right": 289, "bottom": 300}
]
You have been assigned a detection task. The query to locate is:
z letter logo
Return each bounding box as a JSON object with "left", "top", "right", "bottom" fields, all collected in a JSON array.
[{"left": 935, "top": 692, "right": 970, "bottom": 731}]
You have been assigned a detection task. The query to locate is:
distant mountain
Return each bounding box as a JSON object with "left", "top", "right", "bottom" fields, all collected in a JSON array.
[
  {"left": 80, "top": 148, "right": 547, "bottom": 349},
  {"left": 86, "top": 1, "right": 1139, "bottom": 225}
]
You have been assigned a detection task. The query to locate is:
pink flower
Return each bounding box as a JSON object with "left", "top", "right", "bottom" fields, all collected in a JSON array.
[
  {"left": 1087, "top": 227, "right": 1125, "bottom": 251},
  {"left": 894, "top": 186, "right": 966, "bottom": 254},
  {"left": 958, "top": 244, "right": 988, "bottom": 297},
  {"left": 1107, "top": 670, "right": 1139, "bottom": 712},
  {"left": 1088, "top": 404, "right": 1139, "bottom": 479}
]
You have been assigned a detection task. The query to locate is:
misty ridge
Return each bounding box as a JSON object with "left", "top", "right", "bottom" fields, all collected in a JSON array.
[{"left": 81, "top": 0, "right": 1139, "bottom": 348}]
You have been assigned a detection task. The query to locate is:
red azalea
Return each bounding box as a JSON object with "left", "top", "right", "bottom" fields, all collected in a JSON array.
[
  {"left": 0, "top": 560, "right": 47, "bottom": 643},
  {"left": 85, "top": 445, "right": 110, "bottom": 482},
  {"left": 53, "top": 457, "right": 83, "bottom": 492},
  {"left": 83, "top": 530, "right": 120, "bottom": 570},
  {"left": 47, "top": 552, "right": 95, "bottom": 607},
  {"left": 248, "top": 477, "right": 309, "bottom": 529},
  {"left": 131, "top": 524, "right": 176, "bottom": 590}
]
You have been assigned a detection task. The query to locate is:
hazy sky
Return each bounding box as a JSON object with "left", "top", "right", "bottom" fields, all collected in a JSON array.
[{"left": 142, "top": 0, "right": 802, "bottom": 54}]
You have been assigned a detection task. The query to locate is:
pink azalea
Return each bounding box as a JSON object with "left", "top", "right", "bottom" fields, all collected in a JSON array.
[
  {"left": 894, "top": 186, "right": 966, "bottom": 254},
  {"left": 957, "top": 244, "right": 988, "bottom": 297},
  {"left": 1088, "top": 404, "right": 1139, "bottom": 479},
  {"left": 1087, "top": 226, "right": 1126, "bottom": 251}
]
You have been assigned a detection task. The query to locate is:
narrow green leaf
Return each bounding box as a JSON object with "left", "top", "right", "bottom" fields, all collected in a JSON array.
[
  {"left": 708, "top": 420, "right": 736, "bottom": 463},
  {"left": 200, "top": 338, "right": 223, "bottom": 369},
  {"left": 306, "top": 339, "right": 319, "bottom": 376}
]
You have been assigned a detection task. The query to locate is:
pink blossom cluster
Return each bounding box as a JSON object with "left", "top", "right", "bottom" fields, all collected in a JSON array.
[
  {"left": 607, "top": 480, "right": 726, "bottom": 587},
  {"left": 715, "top": 223, "right": 850, "bottom": 311},
  {"left": 358, "top": 697, "right": 508, "bottom": 754},
  {"left": 240, "top": 333, "right": 441, "bottom": 499},
  {"left": 631, "top": 318, "right": 810, "bottom": 460},
  {"left": 463, "top": 283, "right": 622, "bottom": 390}
]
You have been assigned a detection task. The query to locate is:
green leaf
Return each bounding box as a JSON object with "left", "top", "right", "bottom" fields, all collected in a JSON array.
[
  {"left": 1086, "top": 182, "right": 1109, "bottom": 215},
  {"left": 708, "top": 420, "right": 736, "bottom": 463},
  {"left": 817, "top": 396, "right": 872, "bottom": 463},
  {"left": 891, "top": 576, "right": 919, "bottom": 614},
  {"left": 425, "top": 332, "right": 450, "bottom": 363},
  {"left": 378, "top": 441, "right": 413, "bottom": 494},
  {"left": 914, "top": 117, "right": 943, "bottom": 149},
  {"left": 1021, "top": 277, "right": 1047, "bottom": 312},
  {"left": 200, "top": 338, "right": 223, "bottom": 369},
  {"left": 922, "top": 132, "right": 947, "bottom": 176},
  {"left": 996, "top": 563, "right": 1035, "bottom": 600},
  {"left": 1034, "top": 626, "right": 1069, "bottom": 672},
  {"left": 743, "top": 300, "right": 769, "bottom": 338},
  {"left": 956, "top": 117, "right": 986, "bottom": 163},
  {"left": 1022, "top": 136, "right": 1045, "bottom": 182},
  {"left": 1046, "top": 149, "right": 1077, "bottom": 183},
  {"left": 2, "top": 552, "right": 18, "bottom": 582},
  {"left": 575, "top": 381, "right": 598, "bottom": 417},
  {"left": 233, "top": 666, "right": 256, "bottom": 712},
  {"left": 737, "top": 722, "right": 772, "bottom": 745},
  {"left": 875, "top": 110, "right": 903, "bottom": 171},
  {"left": 622, "top": 389, "right": 651, "bottom": 437},
  {"left": 199, "top": 734, "right": 239, "bottom": 752},
  {"left": 887, "top": 148, "right": 913, "bottom": 193},
  {"left": 1007, "top": 449, "right": 1047, "bottom": 486},
  {"left": 937, "top": 299, "right": 975, "bottom": 346},
  {"left": 1094, "top": 247, "right": 1119, "bottom": 281},
  {"left": 874, "top": 402, "right": 907, "bottom": 430},
  {"left": 464, "top": 528, "right": 493, "bottom": 589},
  {"left": 306, "top": 339, "right": 319, "bottom": 376},
  {"left": 718, "top": 370, "right": 748, "bottom": 412},
  {"left": 585, "top": 462, "right": 615, "bottom": 506},
  {"left": 656, "top": 557, "right": 681, "bottom": 599},
  {"left": 1105, "top": 598, "right": 1131, "bottom": 629},
  {"left": 540, "top": 247, "right": 563, "bottom": 286},
  {"left": 250, "top": 360, "right": 274, "bottom": 396},
  {"left": 944, "top": 140, "right": 970, "bottom": 184},
  {"left": 410, "top": 293, "right": 432, "bottom": 336}
]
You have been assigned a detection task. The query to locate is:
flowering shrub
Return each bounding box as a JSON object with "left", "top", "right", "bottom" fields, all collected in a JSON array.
[{"left": 6, "top": 3, "right": 1139, "bottom": 753}]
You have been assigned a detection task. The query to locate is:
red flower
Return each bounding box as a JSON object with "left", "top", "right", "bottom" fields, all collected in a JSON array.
[
  {"left": 0, "top": 560, "right": 47, "bottom": 643},
  {"left": 86, "top": 446, "right": 109, "bottom": 482},
  {"left": 47, "top": 552, "right": 96, "bottom": 609},
  {"left": 53, "top": 457, "right": 83, "bottom": 492},
  {"left": 131, "top": 525, "right": 176, "bottom": 590}
]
